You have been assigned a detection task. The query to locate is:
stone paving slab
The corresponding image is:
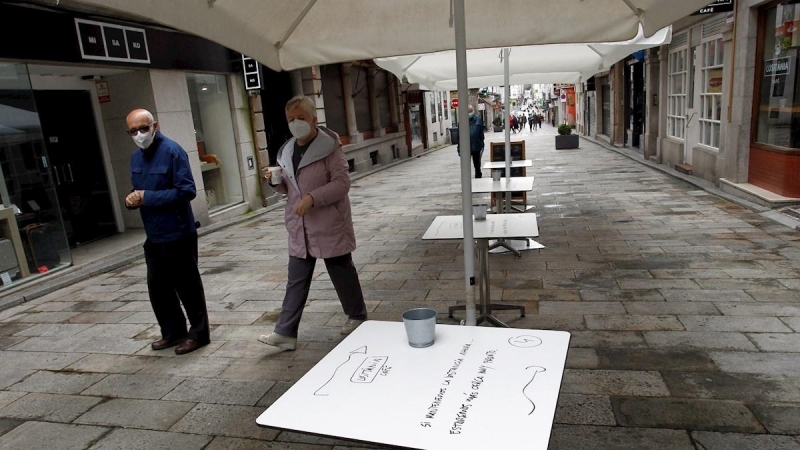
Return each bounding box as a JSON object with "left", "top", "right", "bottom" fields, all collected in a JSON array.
[
  {"left": 0, "top": 392, "right": 103, "bottom": 422},
  {"left": 710, "top": 352, "right": 800, "bottom": 375},
  {"left": 169, "top": 403, "right": 280, "bottom": 440},
  {"left": 75, "top": 398, "right": 195, "bottom": 431},
  {"left": 7, "top": 370, "right": 106, "bottom": 395},
  {"left": 662, "top": 372, "right": 800, "bottom": 403},
  {"left": 163, "top": 378, "right": 274, "bottom": 406},
  {"left": 548, "top": 425, "right": 695, "bottom": 450},
  {"left": 561, "top": 369, "right": 669, "bottom": 396},
  {"left": 81, "top": 374, "right": 185, "bottom": 399},
  {"left": 88, "top": 428, "right": 212, "bottom": 450},
  {"left": 612, "top": 397, "right": 765, "bottom": 433},
  {"left": 689, "top": 431, "right": 800, "bottom": 450},
  {"left": 750, "top": 403, "right": 800, "bottom": 435},
  {"left": 0, "top": 421, "right": 109, "bottom": 450}
]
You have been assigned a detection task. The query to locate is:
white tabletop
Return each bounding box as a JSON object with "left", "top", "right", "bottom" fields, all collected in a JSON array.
[
  {"left": 257, "top": 321, "right": 570, "bottom": 450},
  {"left": 471, "top": 177, "right": 534, "bottom": 194},
  {"left": 422, "top": 214, "right": 539, "bottom": 240},
  {"left": 483, "top": 160, "right": 533, "bottom": 169}
]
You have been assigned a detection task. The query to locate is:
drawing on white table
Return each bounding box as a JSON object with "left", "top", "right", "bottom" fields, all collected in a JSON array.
[
  {"left": 508, "top": 335, "right": 543, "bottom": 348},
  {"left": 523, "top": 366, "right": 547, "bottom": 415},
  {"left": 314, "top": 346, "right": 391, "bottom": 396}
]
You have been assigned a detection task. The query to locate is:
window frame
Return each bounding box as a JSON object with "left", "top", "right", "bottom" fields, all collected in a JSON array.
[
  {"left": 667, "top": 41, "right": 689, "bottom": 140},
  {"left": 698, "top": 36, "right": 724, "bottom": 150}
]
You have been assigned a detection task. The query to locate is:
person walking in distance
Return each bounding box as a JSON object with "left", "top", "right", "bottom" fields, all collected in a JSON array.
[
  {"left": 125, "top": 109, "right": 210, "bottom": 355},
  {"left": 259, "top": 96, "right": 368, "bottom": 351}
]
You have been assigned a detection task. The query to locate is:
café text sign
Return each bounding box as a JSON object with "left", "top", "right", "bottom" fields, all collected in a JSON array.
[
  {"left": 694, "top": 0, "right": 734, "bottom": 15},
  {"left": 75, "top": 18, "right": 150, "bottom": 64},
  {"left": 765, "top": 57, "right": 792, "bottom": 76}
]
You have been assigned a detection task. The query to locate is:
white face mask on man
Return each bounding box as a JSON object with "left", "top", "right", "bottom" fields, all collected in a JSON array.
[
  {"left": 288, "top": 119, "right": 312, "bottom": 140},
  {"left": 132, "top": 127, "right": 155, "bottom": 149}
]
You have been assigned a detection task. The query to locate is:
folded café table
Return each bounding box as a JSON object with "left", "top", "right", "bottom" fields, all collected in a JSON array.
[
  {"left": 257, "top": 320, "right": 570, "bottom": 450},
  {"left": 470, "top": 177, "right": 535, "bottom": 256},
  {"left": 422, "top": 214, "right": 540, "bottom": 327}
]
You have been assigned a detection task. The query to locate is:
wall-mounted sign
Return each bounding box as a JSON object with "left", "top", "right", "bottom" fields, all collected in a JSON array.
[
  {"left": 242, "top": 55, "right": 261, "bottom": 90},
  {"left": 95, "top": 81, "right": 110, "bottom": 103},
  {"left": 693, "top": 0, "right": 734, "bottom": 15},
  {"left": 75, "top": 18, "right": 150, "bottom": 63}
]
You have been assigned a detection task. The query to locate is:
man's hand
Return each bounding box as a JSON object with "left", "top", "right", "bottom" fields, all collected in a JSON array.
[
  {"left": 125, "top": 190, "right": 145, "bottom": 208},
  {"left": 294, "top": 194, "right": 314, "bottom": 217}
]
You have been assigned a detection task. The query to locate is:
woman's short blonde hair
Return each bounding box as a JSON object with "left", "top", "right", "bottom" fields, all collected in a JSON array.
[{"left": 285, "top": 95, "right": 316, "bottom": 118}]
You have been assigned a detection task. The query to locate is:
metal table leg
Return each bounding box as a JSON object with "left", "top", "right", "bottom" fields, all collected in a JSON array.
[{"left": 449, "top": 239, "right": 525, "bottom": 326}]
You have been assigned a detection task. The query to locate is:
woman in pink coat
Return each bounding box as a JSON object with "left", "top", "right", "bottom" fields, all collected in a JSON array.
[{"left": 258, "top": 96, "right": 367, "bottom": 351}]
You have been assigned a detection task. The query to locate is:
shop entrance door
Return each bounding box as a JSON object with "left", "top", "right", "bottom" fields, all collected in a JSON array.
[{"left": 33, "top": 90, "right": 116, "bottom": 247}]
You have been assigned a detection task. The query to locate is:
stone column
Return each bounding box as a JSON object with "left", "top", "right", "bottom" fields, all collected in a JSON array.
[
  {"left": 368, "top": 68, "right": 385, "bottom": 137},
  {"left": 612, "top": 63, "right": 625, "bottom": 146},
  {"left": 388, "top": 74, "right": 400, "bottom": 131},
  {"left": 657, "top": 44, "right": 669, "bottom": 163},
  {"left": 341, "top": 63, "right": 362, "bottom": 143},
  {"left": 644, "top": 47, "right": 660, "bottom": 161},
  {"left": 717, "top": 24, "right": 735, "bottom": 180}
]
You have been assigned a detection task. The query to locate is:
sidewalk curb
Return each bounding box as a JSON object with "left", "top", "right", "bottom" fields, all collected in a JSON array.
[
  {"left": 580, "top": 135, "right": 771, "bottom": 214},
  {"left": 0, "top": 145, "right": 447, "bottom": 312}
]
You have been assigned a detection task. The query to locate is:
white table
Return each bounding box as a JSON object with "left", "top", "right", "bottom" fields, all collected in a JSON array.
[
  {"left": 423, "top": 214, "right": 540, "bottom": 327},
  {"left": 482, "top": 159, "right": 533, "bottom": 170},
  {"left": 257, "top": 321, "right": 570, "bottom": 450},
  {"left": 470, "top": 177, "right": 535, "bottom": 255}
]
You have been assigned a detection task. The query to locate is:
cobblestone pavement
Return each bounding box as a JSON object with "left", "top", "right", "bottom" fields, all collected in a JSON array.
[{"left": 0, "top": 126, "right": 799, "bottom": 449}]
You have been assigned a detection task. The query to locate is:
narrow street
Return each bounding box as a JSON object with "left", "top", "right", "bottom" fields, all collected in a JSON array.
[{"left": 0, "top": 127, "right": 799, "bottom": 449}]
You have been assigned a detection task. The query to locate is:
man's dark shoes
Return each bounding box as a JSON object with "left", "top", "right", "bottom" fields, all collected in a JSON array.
[
  {"left": 151, "top": 338, "right": 183, "bottom": 351},
  {"left": 174, "top": 339, "right": 209, "bottom": 355}
]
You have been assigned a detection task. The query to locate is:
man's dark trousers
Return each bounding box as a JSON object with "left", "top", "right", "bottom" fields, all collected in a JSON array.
[
  {"left": 471, "top": 150, "right": 483, "bottom": 178},
  {"left": 144, "top": 232, "right": 209, "bottom": 344}
]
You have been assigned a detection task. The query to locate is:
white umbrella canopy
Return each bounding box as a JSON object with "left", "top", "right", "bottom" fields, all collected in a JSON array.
[
  {"left": 375, "top": 26, "right": 672, "bottom": 90},
  {"left": 71, "top": 0, "right": 696, "bottom": 72}
]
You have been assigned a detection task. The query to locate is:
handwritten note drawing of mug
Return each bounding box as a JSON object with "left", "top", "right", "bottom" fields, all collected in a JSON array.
[{"left": 402, "top": 308, "right": 437, "bottom": 348}]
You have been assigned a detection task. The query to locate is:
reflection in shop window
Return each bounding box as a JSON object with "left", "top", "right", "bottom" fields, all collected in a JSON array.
[
  {"left": 756, "top": 2, "right": 800, "bottom": 149},
  {"left": 186, "top": 73, "right": 244, "bottom": 212},
  {"left": 410, "top": 104, "right": 422, "bottom": 147},
  {"left": 0, "top": 62, "right": 71, "bottom": 288}
]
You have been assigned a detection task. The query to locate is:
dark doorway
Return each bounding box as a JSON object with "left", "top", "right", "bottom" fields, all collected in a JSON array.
[
  {"left": 33, "top": 90, "right": 116, "bottom": 247},
  {"left": 259, "top": 68, "right": 293, "bottom": 165}
]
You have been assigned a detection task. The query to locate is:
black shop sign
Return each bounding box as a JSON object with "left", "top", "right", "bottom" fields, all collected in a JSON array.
[{"left": 75, "top": 18, "right": 150, "bottom": 63}]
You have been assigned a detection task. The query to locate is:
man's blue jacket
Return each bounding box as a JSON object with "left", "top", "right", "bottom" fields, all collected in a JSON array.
[{"left": 130, "top": 131, "right": 197, "bottom": 244}]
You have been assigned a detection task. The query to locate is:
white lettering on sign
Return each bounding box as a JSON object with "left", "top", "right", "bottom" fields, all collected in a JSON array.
[
  {"left": 88, "top": 36, "right": 97, "bottom": 44},
  {"left": 112, "top": 39, "right": 121, "bottom": 47},
  {"left": 765, "top": 58, "right": 791, "bottom": 76},
  {"left": 132, "top": 42, "right": 141, "bottom": 49}
]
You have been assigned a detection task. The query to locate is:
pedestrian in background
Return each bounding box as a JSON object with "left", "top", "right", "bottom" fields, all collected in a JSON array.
[
  {"left": 125, "top": 109, "right": 210, "bottom": 355},
  {"left": 259, "top": 96, "right": 368, "bottom": 351}
]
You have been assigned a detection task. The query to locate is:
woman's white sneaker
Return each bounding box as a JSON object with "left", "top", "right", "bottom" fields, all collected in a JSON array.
[{"left": 258, "top": 332, "right": 297, "bottom": 351}]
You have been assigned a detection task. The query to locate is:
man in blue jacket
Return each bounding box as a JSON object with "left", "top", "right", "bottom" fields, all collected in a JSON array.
[
  {"left": 456, "top": 105, "right": 486, "bottom": 178},
  {"left": 125, "top": 109, "right": 210, "bottom": 355}
]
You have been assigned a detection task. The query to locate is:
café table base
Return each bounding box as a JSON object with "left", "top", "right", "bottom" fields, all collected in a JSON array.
[{"left": 448, "top": 239, "right": 525, "bottom": 327}]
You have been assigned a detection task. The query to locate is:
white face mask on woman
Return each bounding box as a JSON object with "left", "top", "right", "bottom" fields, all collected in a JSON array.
[{"left": 288, "top": 119, "right": 312, "bottom": 140}]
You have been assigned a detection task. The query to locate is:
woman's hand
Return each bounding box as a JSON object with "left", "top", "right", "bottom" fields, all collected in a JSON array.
[{"left": 294, "top": 194, "right": 314, "bottom": 216}]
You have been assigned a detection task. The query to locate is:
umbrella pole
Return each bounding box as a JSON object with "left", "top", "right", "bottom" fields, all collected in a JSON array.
[
  {"left": 504, "top": 48, "right": 511, "bottom": 212},
  {"left": 454, "top": 0, "right": 476, "bottom": 326}
]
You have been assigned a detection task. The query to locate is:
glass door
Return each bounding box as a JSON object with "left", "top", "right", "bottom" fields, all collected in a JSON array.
[{"left": 0, "top": 62, "right": 71, "bottom": 285}]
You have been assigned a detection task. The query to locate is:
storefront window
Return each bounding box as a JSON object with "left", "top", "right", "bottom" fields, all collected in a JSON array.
[
  {"left": 756, "top": 2, "right": 800, "bottom": 149},
  {"left": 700, "top": 37, "right": 724, "bottom": 149},
  {"left": 186, "top": 73, "right": 244, "bottom": 212},
  {"left": 0, "top": 63, "right": 71, "bottom": 288},
  {"left": 668, "top": 44, "right": 688, "bottom": 139}
]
